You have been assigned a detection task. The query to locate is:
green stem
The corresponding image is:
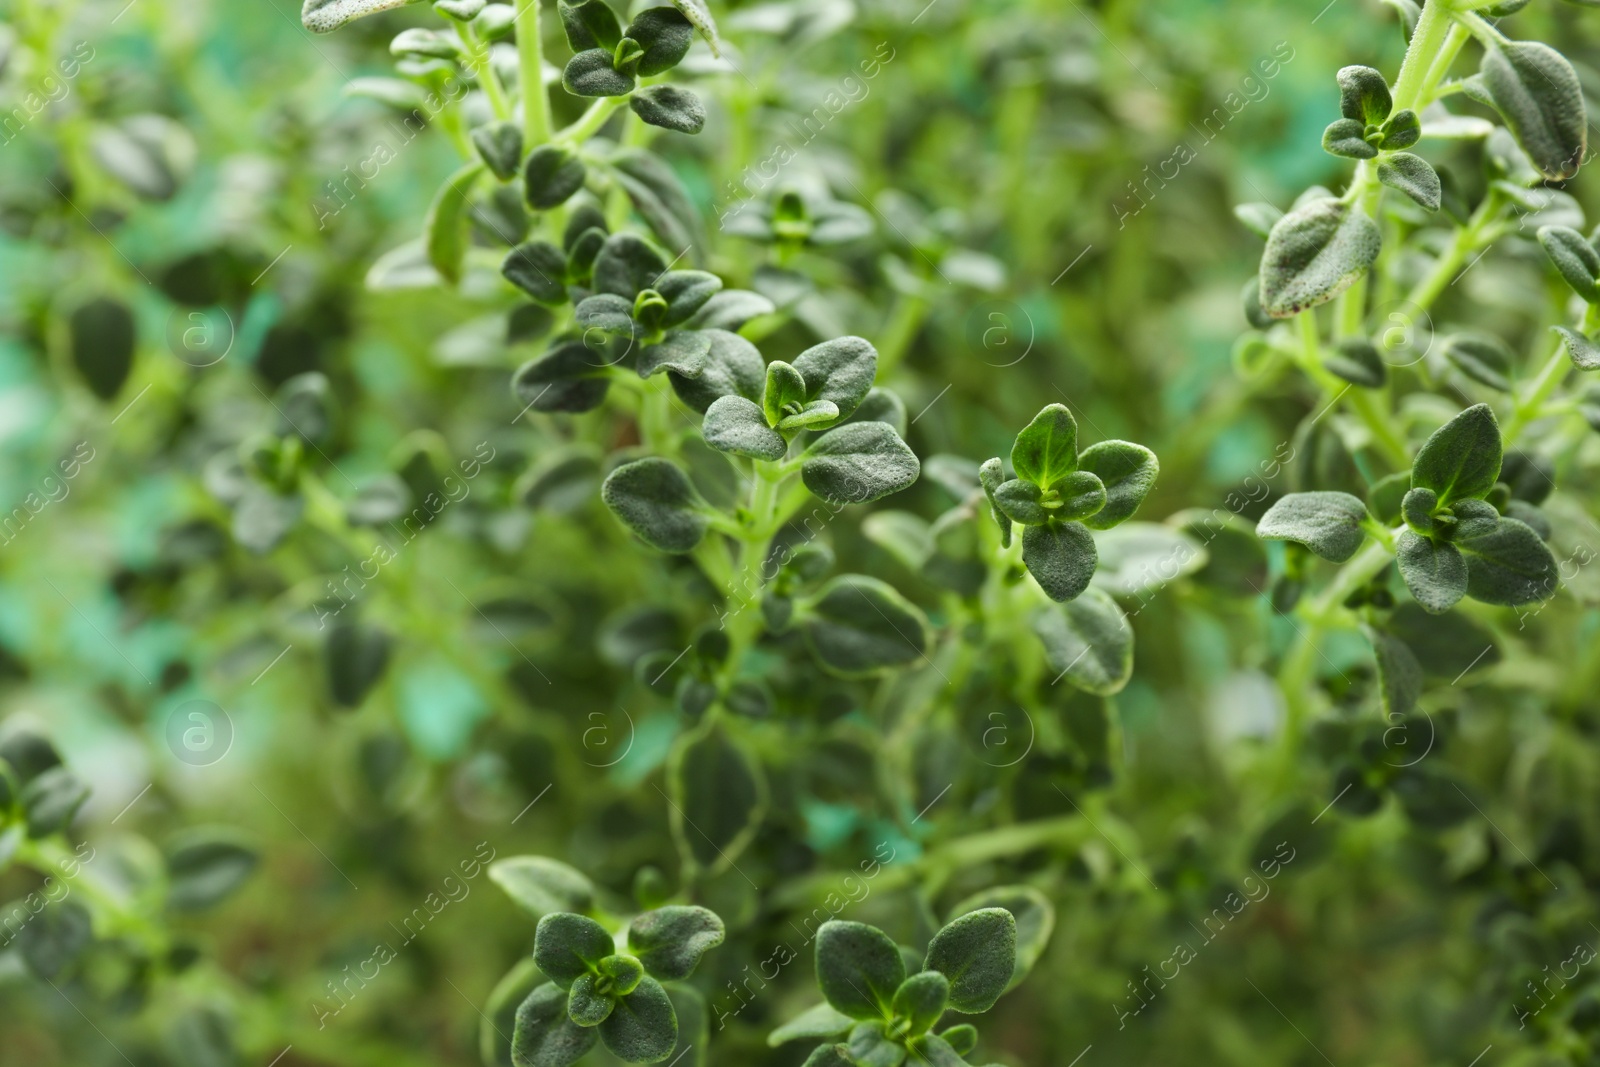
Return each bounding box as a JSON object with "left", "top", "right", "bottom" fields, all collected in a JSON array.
[
  {"left": 1391, "top": 0, "right": 1456, "bottom": 110},
  {"left": 457, "top": 23, "right": 511, "bottom": 121},
  {"left": 515, "top": 0, "right": 552, "bottom": 146},
  {"left": 877, "top": 292, "right": 930, "bottom": 376},
  {"left": 558, "top": 97, "right": 626, "bottom": 144},
  {"left": 1505, "top": 338, "right": 1571, "bottom": 444}
]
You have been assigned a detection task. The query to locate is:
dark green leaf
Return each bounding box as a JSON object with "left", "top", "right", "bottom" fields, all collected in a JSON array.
[
  {"left": 595, "top": 234, "right": 669, "bottom": 299},
  {"left": 166, "top": 832, "right": 259, "bottom": 911},
  {"left": 601, "top": 458, "right": 709, "bottom": 553},
  {"left": 1481, "top": 40, "right": 1587, "bottom": 180},
  {"left": 814, "top": 921, "right": 905, "bottom": 1019},
  {"left": 1377, "top": 151, "right": 1439, "bottom": 210},
  {"left": 993, "top": 478, "right": 1049, "bottom": 525},
  {"left": 525, "top": 145, "right": 587, "bottom": 210},
  {"left": 1257, "top": 491, "right": 1369, "bottom": 562},
  {"left": 513, "top": 341, "right": 610, "bottom": 414},
  {"left": 1442, "top": 333, "right": 1514, "bottom": 390},
  {"left": 1337, "top": 65, "right": 1393, "bottom": 124},
  {"left": 669, "top": 723, "right": 766, "bottom": 874},
  {"left": 1011, "top": 404, "right": 1078, "bottom": 489},
  {"left": 564, "top": 47, "right": 635, "bottom": 97},
  {"left": 792, "top": 337, "right": 878, "bottom": 422},
  {"left": 69, "top": 298, "right": 136, "bottom": 401},
  {"left": 847, "top": 1021, "right": 908, "bottom": 1067},
  {"left": 534, "top": 913, "right": 615, "bottom": 988},
  {"left": 628, "top": 906, "right": 725, "bottom": 981},
  {"left": 1412, "top": 403, "right": 1502, "bottom": 505},
  {"left": 1322, "top": 118, "right": 1377, "bottom": 159},
  {"left": 801, "top": 1045, "right": 855, "bottom": 1067},
  {"left": 1538, "top": 226, "right": 1600, "bottom": 302},
  {"left": 1402, "top": 486, "right": 1439, "bottom": 535},
  {"left": 924, "top": 908, "right": 1016, "bottom": 1014},
  {"left": 1054, "top": 470, "right": 1107, "bottom": 522},
  {"left": 801, "top": 422, "right": 920, "bottom": 506},
  {"left": 1076, "top": 440, "right": 1157, "bottom": 529},
  {"left": 558, "top": 0, "right": 622, "bottom": 51},
  {"left": 473, "top": 121, "right": 524, "bottom": 183},
  {"left": 939, "top": 1025, "right": 978, "bottom": 1058},
  {"left": 1455, "top": 514, "right": 1559, "bottom": 605},
  {"left": 639, "top": 330, "right": 711, "bottom": 379},
  {"left": 485, "top": 960, "right": 544, "bottom": 1067},
  {"left": 669, "top": 330, "right": 765, "bottom": 413},
  {"left": 608, "top": 147, "right": 702, "bottom": 254},
  {"left": 489, "top": 856, "right": 596, "bottom": 919},
  {"left": 946, "top": 887, "right": 1054, "bottom": 990},
  {"left": 656, "top": 270, "right": 721, "bottom": 325},
  {"left": 1021, "top": 521, "right": 1097, "bottom": 602},
  {"left": 631, "top": 85, "right": 706, "bottom": 134},
  {"left": 703, "top": 396, "right": 787, "bottom": 460},
  {"left": 568, "top": 974, "right": 616, "bottom": 1026},
  {"left": 326, "top": 620, "right": 390, "bottom": 708},
  {"left": 1258, "top": 199, "right": 1381, "bottom": 318},
  {"left": 1324, "top": 337, "right": 1387, "bottom": 387},
  {"left": 800, "top": 575, "right": 929, "bottom": 676},
  {"left": 626, "top": 6, "right": 695, "bottom": 76},
  {"left": 1378, "top": 108, "right": 1421, "bottom": 150},
  {"left": 503, "top": 241, "right": 569, "bottom": 304},
  {"left": 1030, "top": 588, "right": 1133, "bottom": 696},
  {"left": 905, "top": 1034, "right": 970, "bottom": 1067},
  {"left": 513, "top": 983, "right": 599, "bottom": 1067}
]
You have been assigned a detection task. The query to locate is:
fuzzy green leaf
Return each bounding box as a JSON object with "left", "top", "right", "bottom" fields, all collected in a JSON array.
[
  {"left": 639, "top": 330, "right": 711, "bottom": 380},
  {"left": 779, "top": 400, "right": 841, "bottom": 432},
  {"left": 979, "top": 457, "right": 1013, "bottom": 548},
  {"left": 993, "top": 478, "right": 1049, "bottom": 525},
  {"left": 594, "top": 234, "right": 668, "bottom": 299},
  {"left": 946, "top": 887, "right": 1055, "bottom": 990},
  {"left": 564, "top": 48, "right": 636, "bottom": 97},
  {"left": 814, "top": 921, "right": 906, "bottom": 1019},
  {"left": 939, "top": 1025, "right": 978, "bottom": 1058},
  {"left": 801, "top": 1046, "right": 855, "bottom": 1067},
  {"left": 1396, "top": 530, "right": 1467, "bottom": 614},
  {"left": 1480, "top": 40, "right": 1587, "bottom": 180},
  {"left": 1076, "top": 440, "right": 1158, "bottom": 529},
  {"left": 1337, "top": 65, "right": 1393, "bottom": 124},
  {"left": 1256, "top": 491, "right": 1369, "bottom": 563},
  {"left": 628, "top": 906, "right": 726, "bottom": 981},
  {"left": 1011, "top": 404, "right": 1078, "bottom": 489},
  {"left": 801, "top": 422, "right": 920, "bottom": 506},
  {"left": 568, "top": 974, "right": 616, "bottom": 1026},
  {"left": 792, "top": 337, "right": 879, "bottom": 422},
  {"left": 1378, "top": 108, "right": 1421, "bottom": 150},
  {"left": 801, "top": 575, "right": 929, "bottom": 676},
  {"left": 703, "top": 396, "right": 787, "bottom": 461},
  {"left": 1412, "top": 403, "right": 1502, "bottom": 505},
  {"left": 165, "top": 833, "right": 259, "bottom": 911},
  {"left": 764, "top": 360, "right": 807, "bottom": 427},
  {"left": 1258, "top": 199, "right": 1381, "bottom": 318},
  {"left": 512, "top": 984, "right": 600, "bottom": 1067},
  {"left": 925, "top": 908, "right": 1017, "bottom": 1014},
  {"left": 631, "top": 85, "right": 706, "bottom": 135},
  {"left": 1030, "top": 588, "right": 1133, "bottom": 696},
  {"left": 1021, "top": 521, "right": 1098, "bottom": 602},
  {"left": 558, "top": 0, "right": 622, "bottom": 51},
  {"left": 892, "top": 972, "right": 950, "bottom": 1037},
  {"left": 1053, "top": 470, "right": 1107, "bottom": 522},
  {"left": 656, "top": 271, "right": 721, "bottom": 326},
  {"left": 669, "top": 330, "right": 765, "bottom": 413},
  {"left": 848, "top": 1021, "right": 908, "bottom": 1067},
  {"left": 534, "top": 913, "right": 615, "bottom": 989},
  {"left": 597, "top": 976, "right": 678, "bottom": 1062},
  {"left": 601, "top": 458, "right": 709, "bottom": 553},
  {"left": 302, "top": 0, "right": 421, "bottom": 33},
  {"left": 20, "top": 767, "right": 89, "bottom": 838},
  {"left": 1554, "top": 326, "right": 1600, "bottom": 371},
  {"left": 627, "top": 6, "right": 696, "bottom": 76},
  {"left": 1538, "top": 226, "right": 1600, "bottom": 302},
  {"left": 1322, "top": 118, "right": 1378, "bottom": 159},
  {"left": 1377, "top": 152, "right": 1440, "bottom": 211},
  {"left": 1455, "top": 514, "right": 1559, "bottom": 606}
]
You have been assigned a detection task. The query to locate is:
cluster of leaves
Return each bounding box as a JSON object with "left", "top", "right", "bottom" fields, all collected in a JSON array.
[{"left": 770, "top": 909, "right": 1026, "bottom": 1067}]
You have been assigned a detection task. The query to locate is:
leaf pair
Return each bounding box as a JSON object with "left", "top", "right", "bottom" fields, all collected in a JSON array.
[
  {"left": 560, "top": 1, "right": 696, "bottom": 97},
  {"left": 980, "top": 404, "right": 1158, "bottom": 602},
  {"left": 515, "top": 906, "right": 724, "bottom": 1065},
  {"left": 1322, "top": 65, "right": 1419, "bottom": 160}
]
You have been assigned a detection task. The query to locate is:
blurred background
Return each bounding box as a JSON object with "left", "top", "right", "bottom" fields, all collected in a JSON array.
[{"left": 5, "top": 0, "right": 1600, "bottom": 1065}]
